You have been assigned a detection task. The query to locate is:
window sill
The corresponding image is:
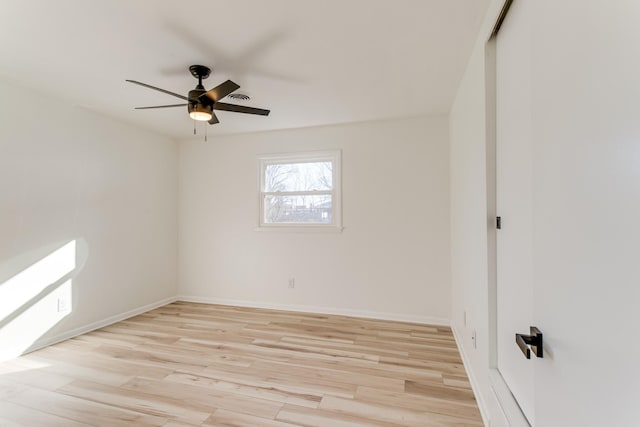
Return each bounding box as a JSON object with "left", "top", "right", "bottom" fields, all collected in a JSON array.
[{"left": 254, "top": 225, "right": 344, "bottom": 233}]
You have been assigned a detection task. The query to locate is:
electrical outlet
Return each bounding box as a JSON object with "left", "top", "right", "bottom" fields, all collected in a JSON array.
[
  {"left": 57, "top": 296, "right": 71, "bottom": 313},
  {"left": 471, "top": 329, "right": 477, "bottom": 349},
  {"left": 288, "top": 278, "right": 295, "bottom": 288}
]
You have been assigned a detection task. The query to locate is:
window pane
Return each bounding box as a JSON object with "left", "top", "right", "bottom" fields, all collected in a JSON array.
[
  {"left": 264, "top": 194, "right": 332, "bottom": 224},
  {"left": 264, "top": 161, "right": 332, "bottom": 192}
]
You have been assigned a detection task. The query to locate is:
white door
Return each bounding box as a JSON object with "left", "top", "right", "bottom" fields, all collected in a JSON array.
[{"left": 496, "top": 0, "right": 535, "bottom": 424}]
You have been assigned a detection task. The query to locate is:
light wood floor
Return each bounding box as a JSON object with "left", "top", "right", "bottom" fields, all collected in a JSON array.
[{"left": 0, "top": 302, "right": 482, "bottom": 426}]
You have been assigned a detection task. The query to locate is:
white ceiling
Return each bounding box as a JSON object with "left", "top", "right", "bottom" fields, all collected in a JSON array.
[{"left": 0, "top": 0, "right": 489, "bottom": 140}]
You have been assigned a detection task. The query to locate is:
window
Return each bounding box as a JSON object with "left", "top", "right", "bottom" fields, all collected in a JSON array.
[{"left": 258, "top": 150, "right": 342, "bottom": 230}]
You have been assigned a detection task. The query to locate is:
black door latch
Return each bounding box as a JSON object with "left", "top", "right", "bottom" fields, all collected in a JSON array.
[{"left": 516, "top": 326, "right": 543, "bottom": 359}]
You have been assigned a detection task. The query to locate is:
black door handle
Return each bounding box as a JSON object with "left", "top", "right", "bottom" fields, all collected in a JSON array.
[{"left": 516, "top": 326, "right": 543, "bottom": 359}]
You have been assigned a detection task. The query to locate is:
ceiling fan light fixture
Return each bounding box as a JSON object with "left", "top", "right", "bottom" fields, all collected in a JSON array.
[
  {"left": 188, "top": 103, "right": 212, "bottom": 121},
  {"left": 189, "top": 110, "right": 212, "bottom": 121}
]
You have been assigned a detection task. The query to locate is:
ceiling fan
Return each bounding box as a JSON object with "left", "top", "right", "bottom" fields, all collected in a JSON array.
[{"left": 126, "top": 65, "right": 270, "bottom": 125}]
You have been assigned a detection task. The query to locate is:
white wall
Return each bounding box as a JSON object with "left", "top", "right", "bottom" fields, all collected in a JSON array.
[
  {"left": 178, "top": 116, "right": 451, "bottom": 323},
  {"left": 450, "top": 0, "right": 640, "bottom": 426},
  {"left": 0, "top": 78, "right": 178, "bottom": 360}
]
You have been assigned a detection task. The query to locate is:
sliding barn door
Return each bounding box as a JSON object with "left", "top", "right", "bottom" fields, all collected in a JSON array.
[{"left": 496, "top": 0, "right": 535, "bottom": 423}]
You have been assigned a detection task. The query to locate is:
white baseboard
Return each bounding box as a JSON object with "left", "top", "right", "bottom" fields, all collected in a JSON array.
[
  {"left": 451, "top": 324, "right": 490, "bottom": 427},
  {"left": 22, "top": 296, "right": 178, "bottom": 357},
  {"left": 177, "top": 295, "right": 450, "bottom": 326}
]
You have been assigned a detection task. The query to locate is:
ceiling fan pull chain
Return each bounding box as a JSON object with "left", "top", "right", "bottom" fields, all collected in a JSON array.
[
  {"left": 193, "top": 120, "right": 196, "bottom": 135},
  {"left": 205, "top": 124, "right": 208, "bottom": 142}
]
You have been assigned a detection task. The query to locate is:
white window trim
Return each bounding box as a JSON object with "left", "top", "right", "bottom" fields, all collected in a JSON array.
[{"left": 256, "top": 150, "right": 342, "bottom": 232}]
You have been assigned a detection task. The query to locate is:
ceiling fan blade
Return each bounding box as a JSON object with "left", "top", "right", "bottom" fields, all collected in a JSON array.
[
  {"left": 200, "top": 80, "right": 240, "bottom": 103},
  {"left": 214, "top": 102, "right": 270, "bottom": 116},
  {"left": 126, "top": 80, "right": 188, "bottom": 101},
  {"left": 134, "top": 104, "right": 188, "bottom": 109},
  {"left": 208, "top": 112, "right": 220, "bottom": 125}
]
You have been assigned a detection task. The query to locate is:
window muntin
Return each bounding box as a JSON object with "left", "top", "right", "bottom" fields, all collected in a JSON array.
[{"left": 258, "top": 151, "right": 341, "bottom": 229}]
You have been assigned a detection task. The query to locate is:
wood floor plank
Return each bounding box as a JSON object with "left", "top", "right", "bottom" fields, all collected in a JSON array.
[
  {"left": 120, "top": 376, "right": 284, "bottom": 419},
  {"left": 161, "top": 421, "right": 201, "bottom": 427},
  {"left": 0, "top": 302, "right": 482, "bottom": 426},
  {"left": 276, "top": 403, "right": 403, "bottom": 427},
  {"left": 0, "top": 378, "right": 30, "bottom": 400},
  {"left": 320, "top": 395, "right": 483, "bottom": 427},
  {"left": 443, "top": 373, "right": 473, "bottom": 388},
  {"left": 250, "top": 358, "right": 406, "bottom": 393},
  {"left": 201, "top": 362, "right": 359, "bottom": 399},
  {"left": 280, "top": 335, "right": 410, "bottom": 358},
  {"left": 30, "top": 345, "right": 175, "bottom": 379},
  {"left": 14, "top": 357, "right": 134, "bottom": 387},
  {"left": 58, "top": 380, "right": 212, "bottom": 425},
  {"left": 164, "top": 371, "right": 323, "bottom": 408},
  {"left": 355, "top": 386, "right": 482, "bottom": 421},
  {"left": 203, "top": 408, "right": 299, "bottom": 427},
  {"left": 405, "top": 379, "right": 477, "bottom": 403},
  {"left": 0, "top": 364, "right": 74, "bottom": 391},
  {"left": 6, "top": 386, "right": 167, "bottom": 426},
  {"left": 0, "top": 400, "right": 92, "bottom": 427},
  {"left": 253, "top": 338, "right": 379, "bottom": 361}
]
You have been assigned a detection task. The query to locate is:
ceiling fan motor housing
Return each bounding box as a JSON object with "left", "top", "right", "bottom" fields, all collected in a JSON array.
[{"left": 188, "top": 85, "right": 212, "bottom": 115}]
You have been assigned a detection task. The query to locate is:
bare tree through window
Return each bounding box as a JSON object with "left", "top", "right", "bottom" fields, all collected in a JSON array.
[{"left": 261, "top": 155, "right": 337, "bottom": 226}]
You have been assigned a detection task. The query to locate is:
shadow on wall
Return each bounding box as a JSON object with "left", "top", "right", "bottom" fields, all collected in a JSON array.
[{"left": 0, "top": 239, "right": 88, "bottom": 361}]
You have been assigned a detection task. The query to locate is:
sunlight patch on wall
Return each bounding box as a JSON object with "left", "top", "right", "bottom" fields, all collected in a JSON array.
[{"left": 0, "top": 241, "right": 76, "bottom": 361}]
